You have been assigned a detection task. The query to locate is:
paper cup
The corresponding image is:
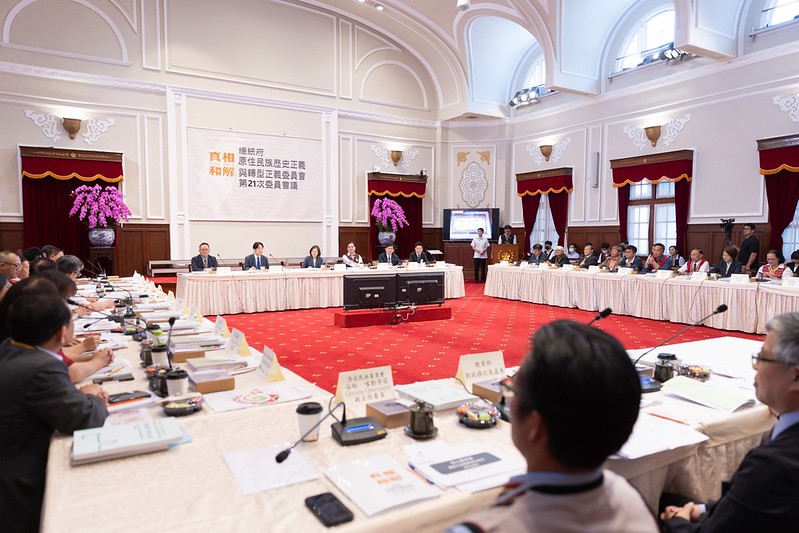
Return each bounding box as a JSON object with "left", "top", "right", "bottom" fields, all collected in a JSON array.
[{"left": 296, "top": 402, "right": 323, "bottom": 442}]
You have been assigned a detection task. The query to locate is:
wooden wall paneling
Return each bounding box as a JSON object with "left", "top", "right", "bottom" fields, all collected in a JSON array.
[
  {"left": 0, "top": 222, "right": 24, "bottom": 253},
  {"left": 685, "top": 224, "right": 770, "bottom": 264},
  {"left": 565, "top": 226, "right": 621, "bottom": 250},
  {"left": 338, "top": 226, "right": 371, "bottom": 261},
  {"left": 443, "top": 242, "right": 475, "bottom": 280},
  {"left": 421, "top": 227, "right": 443, "bottom": 253},
  {"left": 117, "top": 224, "right": 170, "bottom": 277}
]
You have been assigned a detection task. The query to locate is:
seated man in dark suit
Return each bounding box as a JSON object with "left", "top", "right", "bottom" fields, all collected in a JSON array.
[
  {"left": 661, "top": 312, "right": 799, "bottom": 532},
  {"left": 577, "top": 244, "right": 599, "bottom": 269},
  {"left": 449, "top": 321, "right": 657, "bottom": 533},
  {"left": 191, "top": 242, "right": 219, "bottom": 271},
  {"left": 528, "top": 243, "right": 547, "bottom": 265},
  {"left": 621, "top": 245, "right": 644, "bottom": 272},
  {"left": 378, "top": 244, "right": 401, "bottom": 266},
  {"left": 0, "top": 291, "right": 108, "bottom": 532},
  {"left": 243, "top": 241, "right": 268, "bottom": 270},
  {"left": 548, "top": 245, "right": 570, "bottom": 267},
  {"left": 408, "top": 242, "right": 433, "bottom": 264}
]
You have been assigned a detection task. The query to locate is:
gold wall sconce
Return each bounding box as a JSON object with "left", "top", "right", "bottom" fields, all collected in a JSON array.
[
  {"left": 62, "top": 118, "right": 82, "bottom": 140},
  {"left": 539, "top": 145, "right": 553, "bottom": 161},
  {"left": 390, "top": 150, "right": 403, "bottom": 166},
  {"left": 644, "top": 125, "right": 661, "bottom": 147}
]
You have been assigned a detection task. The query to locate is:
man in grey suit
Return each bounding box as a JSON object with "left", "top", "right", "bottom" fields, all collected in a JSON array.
[
  {"left": 243, "top": 241, "right": 269, "bottom": 270},
  {"left": 190, "top": 242, "right": 219, "bottom": 271},
  {"left": 0, "top": 291, "right": 108, "bottom": 532},
  {"left": 378, "top": 244, "right": 401, "bottom": 266}
]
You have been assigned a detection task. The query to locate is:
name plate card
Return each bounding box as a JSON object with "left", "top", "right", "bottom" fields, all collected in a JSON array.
[
  {"left": 212, "top": 315, "right": 231, "bottom": 337},
  {"left": 617, "top": 267, "right": 633, "bottom": 276},
  {"left": 334, "top": 263, "right": 347, "bottom": 271},
  {"left": 730, "top": 273, "right": 750, "bottom": 284},
  {"left": 588, "top": 265, "right": 600, "bottom": 273},
  {"left": 518, "top": 262, "right": 529, "bottom": 269},
  {"left": 560, "top": 264, "right": 575, "bottom": 272},
  {"left": 656, "top": 269, "right": 675, "bottom": 279},
  {"left": 690, "top": 272, "right": 709, "bottom": 282},
  {"left": 435, "top": 261, "right": 446, "bottom": 269},
  {"left": 335, "top": 365, "right": 395, "bottom": 405},
  {"left": 376, "top": 263, "right": 389, "bottom": 270},
  {"left": 456, "top": 351, "right": 506, "bottom": 390},
  {"left": 225, "top": 328, "right": 250, "bottom": 356},
  {"left": 782, "top": 276, "right": 799, "bottom": 288},
  {"left": 270, "top": 264, "right": 283, "bottom": 272},
  {"left": 257, "top": 345, "right": 284, "bottom": 381},
  {"left": 499, "top": 260, "right": 509, "bottom": 267},
  {"left": 216, "top": 266, "right": 232, "bottom": 274}
]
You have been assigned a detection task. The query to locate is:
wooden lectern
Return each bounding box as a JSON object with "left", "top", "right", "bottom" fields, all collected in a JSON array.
[{"left": 491, "top": 244, "right": 520, "bottom": 264}]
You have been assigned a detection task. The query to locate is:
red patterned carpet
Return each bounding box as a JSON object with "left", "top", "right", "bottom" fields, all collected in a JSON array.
[{"left": 217, "top": 281, "right": 763, "bottom": 393}]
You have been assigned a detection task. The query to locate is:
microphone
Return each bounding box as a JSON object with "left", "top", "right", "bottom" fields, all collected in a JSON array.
[
  {"left": 217, "top": 253, "right": 224, "bottom": 268},
  {"left": 269, "top": 253, "right": 285, "bottom": 267},
  {"left": 165, "top": 316, "right": 176, "bottom": 369},
  {"left": 276, "top": 402, "right": 345, "bottom": 463},
  {"left": 633, "top": 304, "right": 728, "bottom": 367},
  {"left": 588, "top": 308, "right": 612, "bottom": 325}
]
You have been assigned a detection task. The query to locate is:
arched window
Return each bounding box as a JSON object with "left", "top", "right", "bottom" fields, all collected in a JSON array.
[
  {"left": 528, "top": 194, "right": 559, "bottom": 248},
  {"left": 617, "top": 9, "right": 675, "bottom": 71},
  {"left": 524, "top": 56, "right": 546, "bottom": 89},
  {"left": 762, "top": 0, "right": 799, "bottom": 27}
]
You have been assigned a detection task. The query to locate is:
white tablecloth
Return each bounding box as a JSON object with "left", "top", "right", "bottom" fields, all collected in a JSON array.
[
  {"left": 484, "top": 265, "right": 798, "bottom": 334},
  {"left": 42, "top": 336, "right": 773, "bottom": 531},
  {"left": 177, "top": 266, "right": 465, "bottom": 315}
]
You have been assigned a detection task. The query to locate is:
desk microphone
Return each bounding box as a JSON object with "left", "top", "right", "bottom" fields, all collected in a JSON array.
[
  {"left": 276, "top": 402, "right": 345, "bottom": 463},
  {"left": 633, "top": 304, "right": 728, "bottom": 368},
  {"left": 269, "top": 253, "right": 284, "bottom": 267},
  {"left": 217, "top": 253, "right": 224, "bottom": 268},
  {"left": 588, "top": 308, "right": 612, "bottom": 325}
]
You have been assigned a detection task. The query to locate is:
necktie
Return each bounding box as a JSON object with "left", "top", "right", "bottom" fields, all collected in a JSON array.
[
  {"left": 203, "top": 257, "right": 207, "bottom": 268},
  {"left": 256, "top": 257, "right": 260, "bottom": 269}
]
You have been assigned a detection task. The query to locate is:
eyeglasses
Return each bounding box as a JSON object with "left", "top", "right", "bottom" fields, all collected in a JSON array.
[
  {"left": 499, "top": 377, "right": 517, "bottom": 399},
  {"left": 1, "top": 262, "right": 22, "bottom": 270},
  {"left": 751, "top": 351, "right": 796, "bottom": 369}
]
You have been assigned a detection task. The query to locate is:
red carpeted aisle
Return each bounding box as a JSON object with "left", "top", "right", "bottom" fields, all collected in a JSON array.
[{"left": 215, "top": 281, "right": 763, "bottom": 394}]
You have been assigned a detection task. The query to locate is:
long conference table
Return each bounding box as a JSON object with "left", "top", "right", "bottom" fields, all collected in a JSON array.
[
  {"left": 485, "top": 264, "right": 799, "bottom": 334},
  {"left": 43, "top": 324, "right": 774, "bottom": 531},
  {"left": 177, "top": 265, "right": 466, "bottom": 316}
]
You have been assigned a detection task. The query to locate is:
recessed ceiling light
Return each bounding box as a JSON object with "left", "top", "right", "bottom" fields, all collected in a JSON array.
[{"left": 376, "top": 4, "right": 384, "bottom": 10}]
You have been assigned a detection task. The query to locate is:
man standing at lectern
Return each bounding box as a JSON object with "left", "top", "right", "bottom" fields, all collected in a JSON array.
[
  {"left": 191, "top": 242, "right": 219, "bottom": 271},
  {"left": 498, "top": 225, "right": 517, "bottom": 245}
]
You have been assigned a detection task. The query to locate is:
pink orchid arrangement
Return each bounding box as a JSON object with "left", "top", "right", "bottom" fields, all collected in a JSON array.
[
  {"left": 371, "top": 197, "right": 409, "bottom": 232},
  {"left": 69, "top": 184, "right": 132, "bottom": 229}
]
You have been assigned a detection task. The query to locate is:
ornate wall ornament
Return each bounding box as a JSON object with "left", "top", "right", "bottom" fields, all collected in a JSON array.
[
  {"left": 82, "top": 117, "right": 116, "bottom": 146},
  {"left": 370, "top": 144, "right": 392, "bottom": 167},
  {"left": 397, "top": 148, "right": 419, "bottom": 170},
  {"left": 369, "top": 145, "right": 420, "bottom": 170},
  {"left": 477, "top": 150, "right": 491, "bottom": 165},
  {"left": 460, "top": 162, "right": 487, "bottom": 207},
  {"left": 773, "top": 93, "right": 799, "bottom": 122},
  {"left": 24, "top": 109, "right": 62, "bottom": 143},
  {"left": 456, "top": 151, "right": 470, "bottom": 166},
  {"left": 625, "top": 114, "right": 692, "bottom": 150},
  {"left": 526, "top": 137, "right": 571, "bottom": 164}
]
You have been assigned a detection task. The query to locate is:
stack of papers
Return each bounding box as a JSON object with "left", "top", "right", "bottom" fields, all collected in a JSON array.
[
  {"left": 394, "top": 379, "right": 477, "bottom": 411},
  {"left": 71, "top": 418, "right": 184, "bottom": 465},
  {"left": 406, "top": 442, "right": 525, "bottom": 492},
  {"left": 326, "top": 454, "right": 440, "bottom": 516},
  {"left": 614, "top": 413, "right": 709, "bottom": 460},
  {"left": 662, "top": 376, "right": 756, "bottom": 412}
]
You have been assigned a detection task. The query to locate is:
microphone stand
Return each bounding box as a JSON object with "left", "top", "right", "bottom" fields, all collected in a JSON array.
[
  {"left": 587, "top": 308, "right": 612, "bottom": 326},
  {"left": 165, "top": 316, "right": 176, "bottom": 370},
  {"left": 276, "top": 402, "right": 345, "bottom": 463}
]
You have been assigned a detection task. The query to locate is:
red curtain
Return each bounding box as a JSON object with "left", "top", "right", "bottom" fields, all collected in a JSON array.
[
  {"left": 367, "top": 176, "right": 425, "bottom": 261},
  {"left": 548, "top": 192, "right": 569, "bottom": 247},
  {"left": 22, "top": 177, "right": 91, "bottom": 262},
  {"left": 517, "top": 173, "right": 573, "bottom": 251},
  {"left": 21, "top": 156, "right": 123, "bottom": 183},
  {"left": 618, "top": 186, "right": 630, "bottom": 243},
  {"left": 520, "top": 195, "right": 540, "bottom": 256},
  {"left": 611, "top": 153, "right": 693, "bottom": 253},
  {"left": 759, "top": 143, "right": 799, "bottom": 251}
]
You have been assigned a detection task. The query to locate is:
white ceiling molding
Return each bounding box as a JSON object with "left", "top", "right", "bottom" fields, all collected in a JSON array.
[
  {"left": 24, "top": 109, "right": 62, "bottom": 143},
  {"left": 82, "top": 117, "right": 116, "bottom": 145},
  {"left": 773, "top": 93, "right": 799, "bottom": 122}
]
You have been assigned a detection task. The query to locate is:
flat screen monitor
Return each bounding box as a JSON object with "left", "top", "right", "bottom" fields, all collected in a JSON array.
[
  {"left": 343, "top": 275, "right": 397, "bottom": 310},
  {"left": 397, "top": 271, "right": 445, "bottom": 306},
  {"left": 443, "top": 208, "right": 500, "bottom": 241}
]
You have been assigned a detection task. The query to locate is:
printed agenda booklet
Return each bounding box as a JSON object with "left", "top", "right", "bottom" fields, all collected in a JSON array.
[
  {"left": 71, "top": 418, "right": 184, "bottom": 466},
  {"left": 325, "top": 454, "right": 440, "bottom": 516}
]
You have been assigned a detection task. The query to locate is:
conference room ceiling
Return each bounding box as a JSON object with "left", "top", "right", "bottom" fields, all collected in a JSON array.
[{"left": 303, "top": 0, "right": 757, "bottom": 121}]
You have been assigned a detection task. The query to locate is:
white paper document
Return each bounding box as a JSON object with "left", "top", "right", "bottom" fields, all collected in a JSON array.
[
  {"left": 224, "top": 446, "right": 319, "bottom": 495},
  {"left": 407, "top": 442, "right": 525, "bottom": 490},
  {"left": 615, "top": 413, "right": 709, "bottom": 460},
  {"left": 326, "top": 454, "right": 440, "bottom": 516},
  {"left": 203, "top": 383, "right": 311, "bottom": 413},
  {"left": 662, "top": 375, "right": 756, "bottom": 412}
]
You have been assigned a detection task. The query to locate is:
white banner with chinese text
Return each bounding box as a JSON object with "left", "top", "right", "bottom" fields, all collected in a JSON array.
[{"left": 187, "top": 128, "right": 322, "bottom": 221}]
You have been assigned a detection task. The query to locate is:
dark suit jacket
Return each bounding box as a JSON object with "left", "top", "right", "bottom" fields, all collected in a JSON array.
[
  {"left": 191, "top": 254, "right": 218, "bottom": 271},
  {"left": 713, "top": 260, "right": 742, "bottom": 277},
  {"left": 621, "top": 256, "right": 644, "bottom": 272},
  {"left": 0, "top": 340, "right": 107, "bottom": 532},
  {"left": 409, "top": 251, "right": 433, "bottom": 264},
  {"left": 378, "top": 252, "right": 400, "bottom": 266},
  {"left": 301, "top": 255, "right": 324, "bottom": 268},
  {"left": 549, "top": 254, "right": 570, "bottom": 267},
  {"left": 528, "top": 252, "right": 547, "bottom": 265},
  {"left": 664, "top": 422, "right": 799, "bottom": 532},
  {"left": 244, "top": 253, "right": 268, "bottom": 270},
  {"left": 577, "top": 254, "right": 598, "bottom": 269}
]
